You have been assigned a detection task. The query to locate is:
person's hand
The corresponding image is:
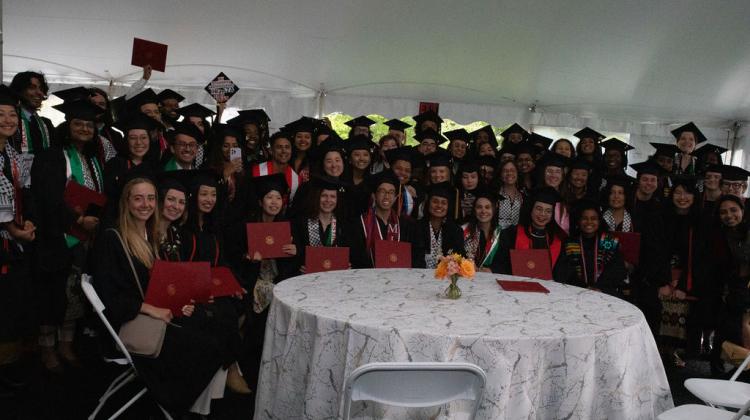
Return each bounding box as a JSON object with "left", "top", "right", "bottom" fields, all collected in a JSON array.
[
  {"left": 282, "top": 243, "right": 296, "bottom": 256},
  {"left": 79, "top": 216, "right": 99, "bottom": 232},
  {"left": 252, "top": 251, "right": 263, "bottom": 261},
  {"left": 299, "top": 265, "right": 306, "bottom": 274},
  {"left": 142, "top": 65, "right": 152, "bottom": 81},
  {"left": 231, "top": 158, "right": 243, "bottom": 173},
  {"left": 216, "top": 100, "right": 227, "bottom": 111},
  {"left": 145, "top": 305, "right": 173, "bottom": 323},
  {"left": 658, "top": 284, "right": 673, "bottom": 298},
  {"left": 673, "top": 289, "right": 687, "bottom": 300},
  {"left": 7, "top": 221, "right": 35, "bottom": 242},
  {"left": 624, "top": 261, "right": 634, "bottom": 273},
  {"left": 181, "top": 302, "right": 195, "bottom": 317},
  {"left": 405, "top": 185, "right": 416, "bottom": 199}
]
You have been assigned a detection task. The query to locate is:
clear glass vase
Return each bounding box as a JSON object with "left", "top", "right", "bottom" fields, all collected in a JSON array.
[{"left": 444, "top": 274, "right": 462, "bottom": 299}]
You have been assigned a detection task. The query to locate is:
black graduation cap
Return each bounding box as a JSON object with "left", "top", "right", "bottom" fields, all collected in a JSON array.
[
  {"left": 219, "top": 125, "right": 245, "bottom": 143},
  {"left": 528, "top": 133, "right": 553, "bottom": 150},
  {"left": 670, "top": 174, "right": 699, "bottom": 190},
  {"left": 171, "top": 121, "right": 205, "bottom": 143},
  {"left": 285, "top": 116, "right": 318, "bottom": 134},
  {"left": 157, "top": 170, "right": 193, "bottom": 194},
  {"left": 113, "top": 113, "right": 161, "bottom": 133},
  {"left": 530, "top": 186, "right": 560, "bottom": 205},
  {"left": 473, "top": 187, "right": 500, "bottom": 203},
  {"left": 500, "top": 123, "right": 529, "bottom": 140},
  {"left": 175, "top": 103, "right": 215, "bottom": 119},
  {"left": 477, "top": 155, "right": 498, "bottom": 169},
  {"left": 52, "top": 99, "right": 101, "bottom": 121},
  {"left": 573, "top": 127, "right": 605, "bottom": 142},
  {"left": 115, "top": 162, "right": 157, "bottom": 193},
  {"left": 471, "top": 125, "right": 498, "bottom": 149},
  {"left": 188, "top": 169, "right": 223, "bottom": 193},
  {"left": 721, "top": 165, "right": 750, "bottom": 182},
  {"left": 510, "top": 142, "right": 540, "bottom": 157},
  {"left": 384, "top": 146, "right": 416, "bottom": 166},
  {"left": 344, "top": 115, "right": 376, "bottom": 128},
  {"left": 227, "top": 109, "right": 271, "bottom": 127},
  {"left": 366, "top": 169, "right": 400, "bottom": 191},
  {"left": 52, "top": 86, "right": 91, "bottom": 103},
  {"left": 413, "top": 110, "right": 443, "bottom": 126},
  {"left": 496, "top": 146, "right": 516, "bottom": 158},
  {"left": 310, "top": 137, "right": 346, "bottom": 162},
  {"left": 692, "top": 143, "right": 727, "bottom": 159},
  {"left": 345, "top": 135, "right": 375, "bottom": 154},
  {"left": 425, "top": 149, "right": 452, "bottom": 168},
  {"left": 0, "top": 85, "right": 20, "bottom": 107},
  {"left": 415, "top": 128, "right": 449, "bottom": 145},
  {"left": 601, "top": 138, "right": 634, "bottom": 153},
  {"left": 538, "top": 152, "right": 571, "bottom": 169},
  {"left": 156, "top": 89, "right": 185, "bottom": 103},
  {"left": 458, "top": 161, "right": 479, "bottom": 174},
  {"left": 704, "top": 164, "right": 724, "bottom": 174},
  {"left": 125, "top": 88, "right": 159, "bottom": 110},
  {"left": 443, "top": 128, "right": 470, "bottom": 143},
  {"left": 384, "top": 119, "right": 411, "bottom": 132},
  {"left": 251, "top": 173, "right": 289, "bottom": 199},
  {"left": 311, "top": 174, "right": 348, "bottom": 191},
  {"left": 569, "top": 158, "right": 593, "bottom": 171},
  {"left": 671, "top": 122, "right": 707, "bottom": 144},
  {"left": 649, "top": 142, "right": 680, "bottom": 158},
  {"left": 604, "top": 174, "right": 634, "bottom": 189},
  {"left": 427, "top": 181, "right": 453, "bottom": 200},
  {"left": 630, "top": 160, "right": 663, "bottom": 177}
]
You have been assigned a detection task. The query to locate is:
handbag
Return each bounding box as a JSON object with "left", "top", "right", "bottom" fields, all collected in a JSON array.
[{"left": 110, "top": 229, "right": 166, "bottom": 358}]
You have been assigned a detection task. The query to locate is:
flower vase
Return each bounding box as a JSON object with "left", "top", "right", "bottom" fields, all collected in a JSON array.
[{"left": 444, "top": 274, "right": 462, "bottom": 299}]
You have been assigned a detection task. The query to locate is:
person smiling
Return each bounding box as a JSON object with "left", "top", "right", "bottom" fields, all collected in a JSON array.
[
  {"left": 415, "top": 182, "right": 465, "bottom": 269},
  {"left": 9, "top": 71, "right": 55, "bottom": 154},
  {"left": 462, "top": 189, "right": 503, "bottom": 273}
]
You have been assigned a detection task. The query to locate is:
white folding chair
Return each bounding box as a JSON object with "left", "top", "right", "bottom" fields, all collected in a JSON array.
[
  {"left": 658, "top": 397, "right": 750, "bottom": 420},
  {"left": 81, "top": 274, "right": 172, "bottom": 420},
  {"left": 341, "top": 362, "right": 486, "bottom": 420},
  {"left": 685, "top": 351, "right": 750, "bottom": 409}
]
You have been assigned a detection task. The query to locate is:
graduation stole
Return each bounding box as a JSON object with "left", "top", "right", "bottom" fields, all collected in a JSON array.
[
  {"left": 514, "top": 225, "right": 562, "bottom": 267},
  {"left": 65, "top": 145, "right": 103, "bottom": 192},
  {"left": 564, "top": 233, "right": 619, "bottom": 286},
  {"left": 164, "top": 157, "right": 186, "bottom": 171},
  {"left": 361, "top": 207, "right": 400, "bottom": 251},
  {"left": 395, "top": 183, "right": 414, "bottom": 217},
  {"left": 19, "top": 108, "right": 50, "bottom": 153},
  {"left": 463, "top": 224, "right": 501, "bottom": 268},
  {"left": 308, "top": 216, "right": 336, "bottom": 247}
]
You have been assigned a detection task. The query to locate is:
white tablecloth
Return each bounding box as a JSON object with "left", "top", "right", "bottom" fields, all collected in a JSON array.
[{"left": 254, "top": 269, "right": 673, "bottom": 419}]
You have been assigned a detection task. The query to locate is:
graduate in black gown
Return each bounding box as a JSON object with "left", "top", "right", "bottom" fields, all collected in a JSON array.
[
  {"left": 344, "top": 135, "right": 376, "bottom": 217},
  {"left": 415, "top": 182, "right": 465, "bottom": 268},
  {"left": 553, "top": 199, "right": 627, "bottom": 296},
  {"left": 461, "top": 189, "right": 504, "bottom": 273},
  {"left": 9, "top": 71, "right": 56, "bottom": 154},
  {"left": 359, "top": 170, "right": 419, "bottom": 267},
  {"left": 155, "top": 175, "right": 188, "bottom": 261}
]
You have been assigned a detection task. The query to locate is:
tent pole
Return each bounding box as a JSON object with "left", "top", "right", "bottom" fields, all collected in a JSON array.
[
  {"left": 729, "top": 122, "right": 741, "bottom": 165},
  {"left": 317, "top": 83, "right": 326, "bottom": 118}
]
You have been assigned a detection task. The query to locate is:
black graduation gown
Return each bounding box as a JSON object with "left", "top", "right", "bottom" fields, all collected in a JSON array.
[
  {"left": 360, "top": 215, "right": 421, "bottom": 268},
  {"left": 10, "top": 110, "right": 56, "bottom": 153},
  {"left": 466, "top": 228, "right": 503, "bottom": 274},
  {"left": 553, "top": 234, "right": 627, "bottom": 296},
  {"left": 496, "top": 225, "right": 563, "bottom": 275},
  {"left": 102, "top": 157, "right": 155, "bottom": 227},
  {"left": 414, "top": 218, "right": 465, "bottom": 268},
  {"left": 92, "top": 229, "right": 226, "bottom": 413},
  {"left": 292, "top": 214, "right": 369, "bottom": 270}
]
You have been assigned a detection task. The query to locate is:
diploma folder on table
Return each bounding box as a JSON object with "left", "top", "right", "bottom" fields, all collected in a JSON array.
[
  {"left": 510, "top": 249, "right": 553, "bottom": 280},
  {"left": 374, "top": 240, "right": 411, "bottom": 268},
  {"left": 209, "top": 266, "right": 244, "bottom": 298},
  {"left": 246, "top": 222, "right": 291, "bottom": 259},
  {"left": 145, "top": 261, "right": 211, "bottom": 317},
  {"left": 497, "top": 279, "right": 550, "bottom": 294},
  {"left": 63, "top": 180, "right": 107, "bottom": 240},
  {"left": 131, "top": 38, "right": 168, "bottom": 72},
  {"left": 305, "top": 246, "right": 349, "bottom": 273},
  {"left": 612, "top": 231, "right": 641, "bottom": 266}
]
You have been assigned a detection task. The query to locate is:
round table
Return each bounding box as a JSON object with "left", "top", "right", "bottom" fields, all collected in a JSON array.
[{"left": 254, "top": 269, "right": 673, "bottom": 419}]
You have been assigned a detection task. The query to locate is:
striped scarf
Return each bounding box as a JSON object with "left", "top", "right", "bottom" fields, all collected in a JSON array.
[{"left": 564, "top": 233, "right": 619, "bottom": 286}]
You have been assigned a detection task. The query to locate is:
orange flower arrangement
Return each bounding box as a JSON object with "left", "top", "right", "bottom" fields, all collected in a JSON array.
[{"left": 435, "top": 253, "right": 475, "bottom": 299}]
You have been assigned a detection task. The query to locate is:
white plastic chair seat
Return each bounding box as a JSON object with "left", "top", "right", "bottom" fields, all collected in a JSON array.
[
  {"left": 658, "top": 404, "right": 750, "bottom": 420},
  {"left": 685, "top": 378, "right": 750, "bottom": 409}
]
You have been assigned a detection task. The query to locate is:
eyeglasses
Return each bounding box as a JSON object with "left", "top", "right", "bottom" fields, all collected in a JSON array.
[
  {"left": 723, "top": 182, "right": 747, "bottom": 190},
  {"left": 175, "top": 142, "right": 197, "bottom": 149},
  {"left": 376, "top": 188, "right": 397, "bottom": 196}
]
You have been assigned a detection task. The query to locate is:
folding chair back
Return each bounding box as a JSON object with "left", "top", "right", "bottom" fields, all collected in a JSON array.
[
  {"left": 81, "top": 274, "right": 134, "bottom": 366},
  {"left": 342, "top": 362, "right": 486, "bottom": 420}
]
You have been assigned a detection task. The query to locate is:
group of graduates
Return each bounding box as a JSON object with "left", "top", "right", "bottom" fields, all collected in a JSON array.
[{"left": 2, "top": 68, "right": 750, "bottom": 416}]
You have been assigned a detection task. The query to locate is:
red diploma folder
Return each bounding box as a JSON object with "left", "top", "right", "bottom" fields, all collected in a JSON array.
[
  {"left": 510, "top": 249, "right": 553, "bottom": 280},
  {"left": 374, "top": 240, "right": 411, "bottom": 268},
  {"left": 131, "top": 38, "right": 168, "bottom": 72},
  {"left": 612, "top": 232, "right": 641, "bottom": 266},
  {"left": 305, "top": 246, "right": 349, "bottom": 273},
  {"left": 145, "top": 261, "right": 211, "bottom": 317},
  {"left": 497, "top": 279, "right": 550, "bottom": 293},
  {"left": 247, "top": 222, "right": 291, "bottom": 259},
  {"left": 63, "top": 180, "right": 107, "bottom": 240},
  {"left": 209, "top": 266, "right": 244, "bottom": 298}
]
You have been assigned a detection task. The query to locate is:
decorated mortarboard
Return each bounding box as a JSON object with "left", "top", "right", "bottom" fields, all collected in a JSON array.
[
  {"left": 538, "top": 152, "right": 571, "bottom": 169},
  {"left": 251, "top": 173, "right": 289, "bottom": 198},
  {"left": 500, "top": 123, "right": 530, "bottom": 140},
  {"left": 649, "top": 142, "right": 680, "bottom": 158},
  {"left": 52, "top": 86, "right": 91, "bottom": 103},
  {"left": 345, "top": 135, "right": 376, "bottom": 154},
  {"left": 52, "top": 99, "right": 101, "bottom": 121},
  {"left": 671, "top": 122, "right": 707, "bottom": 144},
  {"left": 156, "top": 89, "right": 185, "bottom": 103},
  {"left": 601, "top": 138, "right": 634, "bottom": 153},
  {"left": 175, "top": 103, "right": 215, "bottom": 119},
  {"left": 471, "top": 125, "right": 498, "bottom": 149},
  {"left": 573, "top": 127, "right": 605, "bottom": 142},
  {"left": 204, "top": 72, "right": 239, "bottom": 102},
  {"left": 311, "top": 174, "right": 348, "bottom": 190},
  {"left": 425, "top": 149, "right": 452, "bottom": 168},
  {"left": 384, "top": 146, "right": 416, "bottom": 166},
  {"left": 0, "top": 85, "right": 20, "bottom": 107},
  {"left": 415, "top": 128, "right": 449, "bottom": 145},
  {"left": 721, "top": 165, "right": 750, "bottom": 181},
  {"left": 528, "top": 133, "right": 553, "bottom": 150},
  {"left": 443, "top": 128, "right": 471, "bottom": 143},
  {"left": 530, "top": 186, "right": 561, "bottom": 205},
  {"left": 383, "top": 119, "right": 411, "bottom": 132},
  {"left": 427, "top": 181, "right": 454, "bottom": 199},
  {"left": 125, "top": 88, "right": 159, "bottom": 110},
  {"left": 630, "top": 160, "right": 663, "bottom": 176},
  {"left": 344, "top": 115, "right": 376, "bottom": 128},
  {"left": 366, "top": 169, "right": 400, "bottom": 191},
  {"left": 171, "top": 121, "right": 205, "bottom": 143},
  {"left": 692, "top": 143, "right": 728, "bottom": 159},
  {"left": 413, "top": 109, "right": 444, "bottom": 126}
]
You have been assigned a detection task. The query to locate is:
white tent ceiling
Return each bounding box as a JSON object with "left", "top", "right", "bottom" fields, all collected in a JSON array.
[{"left": 5, "top": 0, "right": 750, "bottom": 133}]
